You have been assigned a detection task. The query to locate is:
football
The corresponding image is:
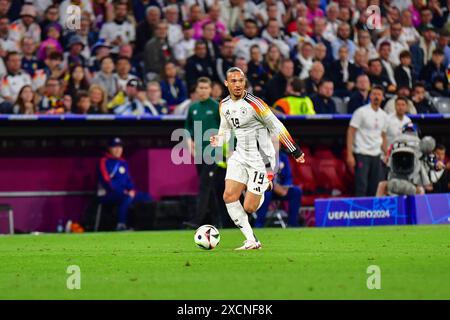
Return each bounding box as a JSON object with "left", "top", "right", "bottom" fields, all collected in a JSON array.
[{"left": 194, "top": 225, "right": 220, "bottom": 250}]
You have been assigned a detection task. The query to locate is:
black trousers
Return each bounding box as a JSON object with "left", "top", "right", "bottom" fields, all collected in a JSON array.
[
  {"left": 354, "top": 153, "right": 383, "bottom": 197},
  {"left": 191, "top": 163, "right": 228, "bottom": 227}
]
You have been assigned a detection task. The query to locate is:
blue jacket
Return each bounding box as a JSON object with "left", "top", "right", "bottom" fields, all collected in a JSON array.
[
  {"left": 275, "top": 152, "right": 293, "bottom": 186},
  {"left": 98, "top": 153, "right": 134, "bottom": 194},
  {"left": 160, "top": 77, "right": 188, "bottom": 106}
]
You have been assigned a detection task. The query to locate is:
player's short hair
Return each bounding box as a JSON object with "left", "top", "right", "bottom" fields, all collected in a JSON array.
[
  {"left": 370, "top": 84, "right": 385, "bottom": 94},
  {"left": 368, "top": 58, "right": 382, "bottom": 66},
  {"left": 226, "top": 67, "right": 245, "bottom": 79},
  {"left": 197, "top": 77, "right": 212, "bottom": 86},
  {"left": 395, "top": 96, "right": 409, "bottom": 105},
  {"left": 4, "top": 51, "right": 20, "bottom": 62},
  {"left": 76, "top": 90, "right": 89, "bottom": 103},
  {"left": 244, "top": 18, "right": 258, "bottom": 26},
  {"left": 413, "top": 81, "right": 426, "bottom": 90},
  {"left": 435, "top": 143, "right": 446, "bottom": 151},
  {"left": 399, "top": 50, "right": 411, "bottom": 59}
]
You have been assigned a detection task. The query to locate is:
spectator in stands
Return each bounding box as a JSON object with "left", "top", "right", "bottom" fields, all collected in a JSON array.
[
  {"left": 0, "top": 16, "right": 18, "bottom": 57},
  {"left": 64, "top": 64, "right": 90, "bottom": 106},
  {"left": 313, "top": 42, "right": 330, "bottom": 70},
  {"left": 347, "top": 85, "right": 388, "bottom": 197},
  {"left": 65, "top": 12, "right": 97, "bottom": 60},
  {"left": 59, "top": 0, "right": 94, "bottom": 27},
  {"left": 219, "top": 0, "right": 249, "bottom": 35},
  {"left": 145, "top": 81, "right": 168, "bottom": 115},
  {"left": 43, "top": 51, "right": 65, "bottom": 81},
  {"left": 38, "top": 77, "right": 64, "bottom": 114},
  {"left": 327, "top": 44, "right": 359, "bottom": 97},
  {"left": 200, "top": 21, "right": 220, "bottom": 61},
  {"left": 98, "top": 137, "right": 152, "bottom": 231},
  {"left": 62, "top": 94, "right": 73, "bottom": 114},
  {"left": 185, "top": 40, "right": 216, "bottom": 90},
  {"left": 255, "top": 150, "right": 302, "bottom": 228},
  {"left": 92, "top": 56, "right": 118, "bottom": 100},
  {"left": 355, "top": 29, "right": 378, "bottom": 60},
  {"left": 264, "top": 43, "right": 283, "bottom": 80},
  {"left": 437, "top": 29, "right": 450, "bottom": 67},
  {"left": 311, "top": 79, "right": 336, "bottom": 114},
  {"left": 135, "top": 6, "right": 161, "bottom": 56},
  {"left": 293, "top": 41, "right": 315, "bottom": 80},
  {"left": 193, "top": 4, "right": 227, "bottom": 45},
  {"left": 11, "top": 4, "right": 41, "bottom": 44},
  {"left": 115, "top": 56, "right": 137, "bottom": 93},
  {"left": 13, "top": 84, "right": 37, "bottom": 114},
  {"left": 173, "top": 21, "right": 196, "bottom": 67},
  {"left": 65, "top": 35, "right": 89, "bottom": 71},
  {"left": 20, "top": 37, "right": 42, "bottom": 78},
  {"left": 211, "top": 81, "right": 224, "bottom": 101},
  {"left": 367, "top": 58, "right": 396, "bottom": 94},
  {"left": 144, "top": 21, "right": 172, "bottom": 82},
  {"left": 234, "top": 18, "right": 268, "bottom": 62},
  {"left": 273, "top": 77, "right": 315, "bottom": 115},
  {"left": 311, "top": 17, "right": 333, "bottom": 65},
  {"left": 74, "top": 90, "right": 93, "bottom": 114},
  {"left": 265, "top": 58, "right": 294, "bottom": 106},
  {"left": 323, "top": 2, "right": 339, "bottom": 42},
  {"left": 160, "top": 61, "right": 188, "bottom": 109},
  {"left": 400, "top": 9, "right": 421, "bottom": 45},
  {"left": 215, "top": 38, "right": 235, "bottom": 84},
  {"left": 261, "top": 18, "right": 290, "bottom": 58},
  {"left": 246, "top": 45, "right": 267, "bottom": 98},
  {"left": 113, "top": 78, "right": 158, "bottom": 115},
  {"left": 412, "top": 82, "right": 439, "bottom": 114},
  {"left": 429, "top": 76, "right": 450, "bottom": 98},
  {"left": 99, "top": 1, "right": 135, "bottom": 55},
  {"left": 385, "top": 96, "right": 412, "bottom": 151},
  {"left": 288, "top": 17, "right": 313, "bottom": 50},
  {"left": 165, "top": 5, "right": 183, "bottom": 49},
  {"left": 118, "top": 44, "right": 143, "bottom": 80},
  {"left": 394, "top": 50, "right": 416, "bottom": 89},
  {"left": 37, "top": 24, "right": 63, "bottom": 62},
  {"left": 0, "top": 52, "right": 32, "bottom": 112},
  {"left": 410, "top": 24, "right": 437, "bottom": 77},
  {"left": 331, "top": 22, "right": 356, "bottom": 61},
  {"left": 88, "top": 84, "right": 108, "bottom": 114},
  {"left": 348, "top": 74, "right": 371, "bottom": 114},
  {"left": 431, "top": 144, "right": 450, "bottom": 193},
  {"left": 420, "top": 49, "right": 449, "bottom": 90},
  {"left": 303, "top": 61, "right": 325, "bottom": 95},
  {"left": 39, "top": 5, "right": 60, "bottom": 38},
  {"left": 376, "top": 21, "right": 409, "bottom": 66},
  {"left": 378, "top": 41, "right": 397, "bottom": 88},
  {"left": 353, "top": 47, "right": 369, "bottom": 74}
]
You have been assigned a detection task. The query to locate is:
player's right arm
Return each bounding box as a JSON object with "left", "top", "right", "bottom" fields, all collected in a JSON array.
[{"left": 210, "top": 103, "right": 231, "bottom": 147}]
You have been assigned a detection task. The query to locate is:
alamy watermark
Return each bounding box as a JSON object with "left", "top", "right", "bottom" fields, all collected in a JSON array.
[
  {"left": 366, "top": 265, "right": 381, "bottom": 290},
  {"left": 365, "top": 5, "right": 382, "bottom": 30},
  {"left": 66, "top": 265, "right": 81, "bottom": 290},
  {"left": 64, "top": 5, "right": 81, "bottom": 31}
]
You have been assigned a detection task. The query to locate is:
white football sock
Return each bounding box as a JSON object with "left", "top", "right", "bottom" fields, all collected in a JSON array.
[
  {"left": 225, "top": 200, "right": 256, "bottom": 242},
  {"left": 256, "top": 193, "right": 265, "bottom": 211}
]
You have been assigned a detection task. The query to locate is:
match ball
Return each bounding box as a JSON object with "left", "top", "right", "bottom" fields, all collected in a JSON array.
[{"left": 194, "top": 225, "right": 220, "bottom": 250}]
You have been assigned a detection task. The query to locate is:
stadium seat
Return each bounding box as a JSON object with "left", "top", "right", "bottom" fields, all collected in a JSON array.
[
  {"left": 312, "top": 159, "right": 347, "bottom": 193},
  {"left": 313, "top": 146, "right": 337, "bottom": 159},
  {"left": 331, "top": 96, "right": 348, "bottom": 114},
  {"left": 433, "top": 97, "right": 450, "bottom": 114},
  {"left": 289, "top": 156, "right": 317, "bottom": 192}
]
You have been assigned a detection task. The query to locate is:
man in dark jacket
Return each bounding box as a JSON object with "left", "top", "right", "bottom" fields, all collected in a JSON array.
[
  {"left": 412, "top": 82, "right": 438, "bottom": 114},
  {"left": 327, "top": 45, "right": 360, "bottom": 97},
  {"left": 420, "top": 49, "right": 449, "bottom": 90},
  {"left": 311, "top": 79, "right": 337, "bottom": 114},
  {"left": 348, "top": 74, "right": 371, "bottom": 114},
  {"left": 185, "top": 40, "right": 217, "bottom": 90},
  {"left": 265, "top": 58, "right": 294, "bottom": 106},
  {"left": 98, "top": 138, "right": 151, "bottom": 231}
]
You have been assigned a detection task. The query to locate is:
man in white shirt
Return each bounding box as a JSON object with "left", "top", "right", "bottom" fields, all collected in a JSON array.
[
  {"left": 385, "top": 96, "right": 412, "bottom": 149},
  {"left": 234, "top": 18, "right": 268, "bottom": 62},
  {"left": 376, "top": 22, "right": 409, "bottom": 66},
  {"left": 99, "top": 2, "right": 135, "bottom": 54},
  {"left": 346, "top": 85, "right": 389, "bottom": 196}
]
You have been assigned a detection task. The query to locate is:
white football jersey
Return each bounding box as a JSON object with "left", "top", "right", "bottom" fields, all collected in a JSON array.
[{"left": 218, "top": 91, "right": 301, "bottom": 171}]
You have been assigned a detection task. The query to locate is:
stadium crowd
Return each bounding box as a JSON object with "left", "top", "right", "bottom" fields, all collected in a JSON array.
[{"left": 0, "top": 0, "right": 448, "bottom": 116}]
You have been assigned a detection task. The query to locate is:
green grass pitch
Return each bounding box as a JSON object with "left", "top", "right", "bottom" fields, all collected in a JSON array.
[{"left": 1, "top": 225, "right": 449, "bottom": 300}]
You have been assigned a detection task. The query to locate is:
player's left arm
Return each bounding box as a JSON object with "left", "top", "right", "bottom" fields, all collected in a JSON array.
[{"left": 253, "top": 97, "right": 305, "bottom": 162}]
